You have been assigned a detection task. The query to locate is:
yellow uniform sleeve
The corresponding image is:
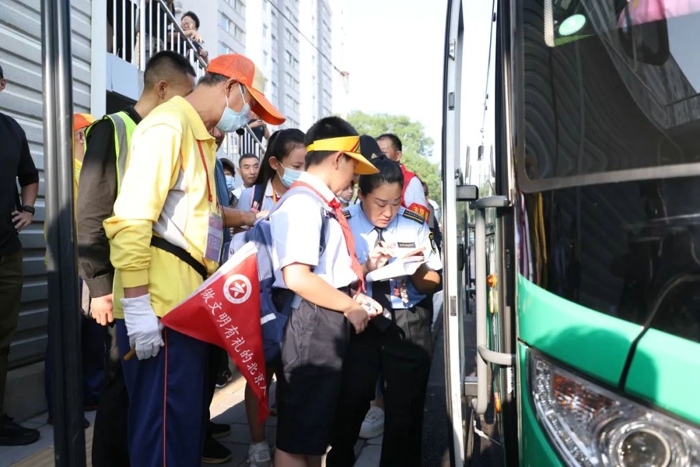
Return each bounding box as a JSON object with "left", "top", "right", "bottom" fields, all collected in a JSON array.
[{"left": 104, "top": 122, "right": 182, "bottom": 288}]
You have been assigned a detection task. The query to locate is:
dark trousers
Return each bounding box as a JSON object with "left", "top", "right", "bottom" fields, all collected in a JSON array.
[
  {"left": 117, "top": 320, "right": 208, "bottom": 467},
  {"left": 45, "top": 311, "right": 105, "bottom": 417},
  {"left": 0, "top": 250, "right": 22, "bottom": 415},
  {"left": 205, "top": 344, "right": 227, "bottom": 435},
  {"left": 92, "top": 323, "right": 130, "bottom": 467},
  {"left": 327, "top": 300, "right": 433, "bottom": 467}
]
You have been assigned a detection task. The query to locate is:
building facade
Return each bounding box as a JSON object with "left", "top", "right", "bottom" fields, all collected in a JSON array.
[{"left": 0, "top": 0, "right": 342, "bottom": 420}]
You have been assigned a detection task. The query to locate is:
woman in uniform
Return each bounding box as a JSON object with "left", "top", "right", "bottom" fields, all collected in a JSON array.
[{"left": 327, "top": 155, "right": 442, "bottom": 467}]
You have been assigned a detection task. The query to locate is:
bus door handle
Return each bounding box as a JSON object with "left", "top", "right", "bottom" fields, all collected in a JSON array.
[
  {"left": 470, "top": 195, "right": 513, "bottom": 414},
  {"left": 477, "top": 345, "right": 515, "bottom": 366}
]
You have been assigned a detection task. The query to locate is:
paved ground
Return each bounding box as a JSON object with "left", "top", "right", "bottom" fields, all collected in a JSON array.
[{"left": 2, "top": 292, "right": 453, "bottom": 467}]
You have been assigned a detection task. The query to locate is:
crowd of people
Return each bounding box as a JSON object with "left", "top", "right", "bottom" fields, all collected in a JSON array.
[{"left": 0, "top": 50, "right": 443, "bottom": 467}]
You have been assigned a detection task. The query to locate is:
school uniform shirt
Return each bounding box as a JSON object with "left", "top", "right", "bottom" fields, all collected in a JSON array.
[
  {"left": 346, "top": 203, "right": 442, "bottom": 309},
  {"left": 105, "top": 96, "right": 220, "bottom": 319},
  {"left": 236, "top": 180, "right": 277, "bottom": 213},
  {"left": 270, "top": 172, "right": 358, "bottom": 289}
]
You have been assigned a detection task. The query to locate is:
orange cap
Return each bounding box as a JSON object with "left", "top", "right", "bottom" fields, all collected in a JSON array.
[
  {"left": 74, "top": 113, "right": 95, "bottom": 132},
  {"left": 206, "top": 54, "right": 285, "bottom": 126}
]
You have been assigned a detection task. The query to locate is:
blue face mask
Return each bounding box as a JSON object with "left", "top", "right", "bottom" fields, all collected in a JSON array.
[
  {"left": 277, "top": 163, "right": 302, "bottom": 188},
  {"left": 225, "top": 175, "right": 235, "bottom": 192},
  {"left": 216, "top": 85, "right": 251, "bottom": 133}
]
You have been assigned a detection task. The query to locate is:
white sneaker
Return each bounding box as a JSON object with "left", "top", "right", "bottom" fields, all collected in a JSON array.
[
  {"left": 248, "top": 441, "right": 272, "bottom": 467},
  {"left": 358, "top": 405, "right": 384, "bottom": 439}
]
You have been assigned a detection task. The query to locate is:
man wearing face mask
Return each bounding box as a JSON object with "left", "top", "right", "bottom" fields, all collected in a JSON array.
[{"left": 104, "top": 53, "right": 284, "bottom": 467}]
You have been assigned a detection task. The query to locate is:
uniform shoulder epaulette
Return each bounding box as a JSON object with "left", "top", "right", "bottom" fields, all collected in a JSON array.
[
  {"left": 402, "top": 209, "right": 424, "bottom": 224},
  {"left": 343, "top": 210, "right": 352, "bottom": 218}
]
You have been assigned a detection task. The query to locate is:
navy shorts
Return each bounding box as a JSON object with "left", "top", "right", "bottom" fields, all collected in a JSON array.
[{"left": 274, "top": 294, "right": 352, "bottom": 455}]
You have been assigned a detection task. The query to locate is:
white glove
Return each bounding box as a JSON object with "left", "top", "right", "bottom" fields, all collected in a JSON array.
[{"left": 121, "top": 294, "right": 164, "bottom": 360}]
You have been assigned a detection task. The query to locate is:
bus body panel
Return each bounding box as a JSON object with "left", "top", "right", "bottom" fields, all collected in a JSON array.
[
  {"left": 518, "top": 343, "right": 563, "bottom": 467},
  {"left": 626, "top": 329, "right": 700, "bottom": 426},
  {"left": 517, "top": 275, "right": 642, "bottom": 386}
]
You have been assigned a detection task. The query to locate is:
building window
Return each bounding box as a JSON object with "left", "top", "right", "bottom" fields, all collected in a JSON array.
[
  {"left": 235, "top": 0, "right": 245, "bottom": 13},
  {"left": 263, "top": 50, "right": 269, "bottom": 66},
  {"left": 284, "top": 72, "right": 299, "bottom": 91},
  {"left": 285, "top": 94, "right": 300, "bottom": 112},
  {"left": 220, "top": 14, "right": 231, "bottom": 32},
  {"left": 285, "top": 51, "right": 299, "bottom": 70},
  {"left": 234, "top": 25, "right": 245, "bottom": 43},
  {"left": 263, "top": 0, "right": 267, "bottom": 10},
  {"left": 263, "top": 24, "right": 268, "bottom": 38},
  {"left": 219, "top": 42, "right": 232, "bottom": 55}
]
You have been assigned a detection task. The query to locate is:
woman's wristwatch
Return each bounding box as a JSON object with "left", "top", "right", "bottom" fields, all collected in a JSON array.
[{"left": 22, "top": 205, "right": 35, "bottom": 215}]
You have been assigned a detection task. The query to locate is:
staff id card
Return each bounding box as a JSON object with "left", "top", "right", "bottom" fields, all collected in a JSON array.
[{"left": 205, "top": 211, "right": 224, "bottom": 262}]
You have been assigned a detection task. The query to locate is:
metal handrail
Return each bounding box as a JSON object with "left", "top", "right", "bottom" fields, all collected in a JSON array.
[
  {"left": 152, "top": 0, "right": 208, "bottom": 71},
  {"left": 470, "top": 195, "right": 514, "bottom": 415},
  {"left": 109, "top": 0, "right": 207, "bottom": 76}
]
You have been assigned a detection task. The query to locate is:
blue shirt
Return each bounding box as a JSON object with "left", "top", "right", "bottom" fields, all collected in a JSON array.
[
  {"left": 214, "top": 158, "right": 232, "bottom": 262},
  {"left": 345, "top": 203, "right": 442, "bottom": 309}
]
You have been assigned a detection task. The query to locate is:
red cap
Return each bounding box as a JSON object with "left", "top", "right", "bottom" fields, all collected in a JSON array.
[{"left": 206, "top": 54, "right": 285, "bottom": 126}]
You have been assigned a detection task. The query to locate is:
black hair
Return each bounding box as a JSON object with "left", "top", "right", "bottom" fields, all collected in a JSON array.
[
  {"left": 0, "top": 64, "right": 4, "bottom": 79},
  {"left": 182, "top": 11, "right": 200, "bottom": 29},
  {"left": 254, "top": 129, "right": 306, "bottom": 186},
  {"left": 304, "top": 116, "right": 359, "bottom": 168},
  {"left": 377, "top": 133, "right": 402, "bottom": 152},
  {"left": 239, "top": 153, "right": 259, "bottom": 167},
  {"left": 143, "top": 51, "right": 196, "bottom": 88},
  {"left": 220, "top": 157, "right": 236, "bottom": 174},
  {"left": 358, "top": 155, "right": 404, "bottom": 195},
  {"left": 198, "top": 72, "right": 229, "bottom": 87}
]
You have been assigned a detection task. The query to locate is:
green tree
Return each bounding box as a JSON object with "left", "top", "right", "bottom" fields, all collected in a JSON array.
[{"left": 347, "top": 111, "right": 442, "bottom": 205}]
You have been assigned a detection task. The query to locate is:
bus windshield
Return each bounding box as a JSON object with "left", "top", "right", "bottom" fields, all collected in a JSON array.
[{"left": 521, "top": 0, "right": 700, "bottom": 188}]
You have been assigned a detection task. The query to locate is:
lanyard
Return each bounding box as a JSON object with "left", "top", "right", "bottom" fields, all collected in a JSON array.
[{"left": 196, "top": 141, "right": 213, "bottom": 203}]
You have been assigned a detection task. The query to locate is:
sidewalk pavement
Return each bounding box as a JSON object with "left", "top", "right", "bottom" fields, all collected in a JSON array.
[{"left": 0, "top": 372, "right": 382, "bottom": 467}]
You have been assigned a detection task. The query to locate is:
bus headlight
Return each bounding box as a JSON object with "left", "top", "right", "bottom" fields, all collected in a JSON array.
[{"left": 529, "top": 351, "right": 700, "bottom": 466}]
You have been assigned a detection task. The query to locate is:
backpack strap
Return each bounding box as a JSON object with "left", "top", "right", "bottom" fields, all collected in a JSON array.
[
  {"left": 261, "top": 185, "right": 331, "bottom": 254},
  {"left": 251, "top": 183, "right": 266, "bottom": 212}
]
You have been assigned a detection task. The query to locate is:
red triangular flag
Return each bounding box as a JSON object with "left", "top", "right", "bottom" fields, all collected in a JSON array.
[{"left": 160, "top": 243, "right": 269, "bottom": 423}]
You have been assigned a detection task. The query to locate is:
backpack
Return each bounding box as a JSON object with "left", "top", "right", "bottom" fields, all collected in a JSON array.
[{"left": 244, "top": 185, "right": 330, "bottom": 362}]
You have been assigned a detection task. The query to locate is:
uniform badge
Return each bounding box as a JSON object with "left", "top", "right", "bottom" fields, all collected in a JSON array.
[
  {"left": 397, "top": 242, "right": 416, "bottom": 248},
  {"left": 429, "top": 232, "right": 437, "bottom": 253}
]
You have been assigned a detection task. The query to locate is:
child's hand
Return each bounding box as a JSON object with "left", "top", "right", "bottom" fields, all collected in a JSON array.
[
  {"left": 344, "top": 306, "right": 369, "bottom": 333},
  {"left": 355, "top": 293, "right": 382, "bottom": 319}
]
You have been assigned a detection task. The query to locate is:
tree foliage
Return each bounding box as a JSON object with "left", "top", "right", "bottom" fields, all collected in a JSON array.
[{"left": 347, "top": 111, "right": 442, "bottom": 204}]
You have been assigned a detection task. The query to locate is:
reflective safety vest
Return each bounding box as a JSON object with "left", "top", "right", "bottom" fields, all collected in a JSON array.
[{"left": 85, "top": 110, "right": 138, "bottom": 193}]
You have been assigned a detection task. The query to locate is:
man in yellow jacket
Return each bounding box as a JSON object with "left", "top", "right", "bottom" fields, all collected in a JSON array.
[{"left": 104, "top": 54, "right": 284, "bottom": 467}]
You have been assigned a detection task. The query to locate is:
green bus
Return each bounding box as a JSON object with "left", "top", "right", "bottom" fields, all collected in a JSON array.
[{"left": 442, "top": 0, "right": 700, "bottom": 466}]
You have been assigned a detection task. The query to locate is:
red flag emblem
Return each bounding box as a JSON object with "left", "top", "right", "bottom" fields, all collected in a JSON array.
[{"left": 160, "top": 243, "right": 269, "bottom": 422}]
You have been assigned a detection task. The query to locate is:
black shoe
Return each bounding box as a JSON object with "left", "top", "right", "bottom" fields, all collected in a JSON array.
[
  {"left": 209, "top": 421, "right": 230, "bottom": 439},
  {"left": 0, "top": 415, "right": 40, "bottom": 446},
  {"left": 46, "top": 416, "right": 90, "bottom": 429},
  {"left": 201, "top": 437, "right": 232, "bottom": 464},
  {"left": 215, "top": 370, "right": 233, "bottom": 389}
]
